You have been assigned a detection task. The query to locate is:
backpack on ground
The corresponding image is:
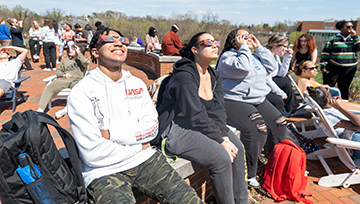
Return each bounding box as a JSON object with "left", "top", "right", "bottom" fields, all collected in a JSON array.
[
  {"left": 0, "top": 110, "right": 87, "bottom": 204},
  {"left": 262, "top": 139, "right": 313, "bottom": 204}
]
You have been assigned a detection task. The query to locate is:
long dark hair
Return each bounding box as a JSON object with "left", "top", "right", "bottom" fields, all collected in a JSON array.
[
  {"left": 215, "top": 28, "right": 240, "bottom": 68},
  {"left": 43, "top": 17, "right": 53, "bottom": 29},
  {"left": 179, "top": 32, "right": 208, "bottom": 62},
  {"left": 307, "top": 86, "right": 327, "bottom": 108},
  {"left": 148, "top": 27, "right": 156, "bottom": 37}
]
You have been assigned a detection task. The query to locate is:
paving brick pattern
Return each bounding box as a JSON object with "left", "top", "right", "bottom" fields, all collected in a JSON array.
[{"left": 1, "top": 58, "right": 359, "bottom": 203}]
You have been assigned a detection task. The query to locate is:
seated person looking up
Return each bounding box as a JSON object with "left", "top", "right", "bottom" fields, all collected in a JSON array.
[
  {"left": 59, "top": 23, "right": 75, "bottom": 59},
  {"left": 67, "top": 27, "right": 203, "bottom": 203},
  {"left": 308, "top": 86, "right": 360, "bottom": 158},
  {"left": 0, "top": 46, "right": 28, "bottom": 97},
  {"left": 37, "top": 43, "right": 89, "bottom": 112},
  {"left": 74, "top": 23, "right": 88, "bottom": 52},
  {"left": 294, "top": 60, "right": 341, "bottom": 97},
  {"left": 161, "top": 23, "right": 182, "bottom": 56}
]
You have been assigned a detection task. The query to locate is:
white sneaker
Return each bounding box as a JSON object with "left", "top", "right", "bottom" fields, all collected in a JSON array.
[
  {"left": 56, "top": 59, "right": 60, "bottom": 64},
  {"left": 43, "top": 68, "right": 51, "bottom": 71},
  {"left": 52, "top": 67, "right": 57, "bottom": 71},
  {"left": 55, "top": 108, "right": 67, "bottom": 119},
  {"left": 33, "top": 54, "right": 37, "bottom": 59},
  {"left": 35, "top": 54, "right": 40, "bottom": 59}
]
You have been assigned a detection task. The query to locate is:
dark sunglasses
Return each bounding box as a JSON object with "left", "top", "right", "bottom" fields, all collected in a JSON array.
[
  {"left": 345, "top": 25, "right": 354, "bottom": 29},
  {"left": 305, "top": 66, "right": 317, "bottom": 70},
  {"left": 196, "top": 39, "right": 221, "bottom": 47},
  {"left": 96, "top": 35, "right": 130, "bottom": 46}
]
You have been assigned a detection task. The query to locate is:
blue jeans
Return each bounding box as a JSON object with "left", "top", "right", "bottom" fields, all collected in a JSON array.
[
  {"left": 329, "top": 87, "right": 341, "bottom": 97},
  {"left": 352, "top": 132, "right": 360, "bottom": 158}
]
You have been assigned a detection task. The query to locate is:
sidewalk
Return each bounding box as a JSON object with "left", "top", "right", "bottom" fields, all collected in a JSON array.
[{"left": 0, "top": 60, "right": 360, "bottom": 203}]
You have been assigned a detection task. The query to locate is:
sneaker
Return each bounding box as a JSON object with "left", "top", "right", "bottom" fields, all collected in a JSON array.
[
  {"left": 56, "top": 59, "right": 60, "bottom": 64},
  {"left": 33, "top": 54, "right": 37, "bottom": 59},
  {"left": 248, "top": 177, "right": 259, "bottom": 188},
  {"left": 55, "top": 108, "right": 67, "bottom": 119},
  {"left": 43, "top": 68, "right": 51, "bottom": 71},
  {"left": 52, "top": 67, "right": 57, "bottom": 71}
]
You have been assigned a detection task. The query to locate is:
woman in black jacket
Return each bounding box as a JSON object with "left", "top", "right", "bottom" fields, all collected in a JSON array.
[{"left": 156, "top": 32, "right": 248, "bottom": 204}]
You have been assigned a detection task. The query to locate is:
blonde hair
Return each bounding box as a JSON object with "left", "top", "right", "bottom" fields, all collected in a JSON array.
[
  {"left": 265, "top": 34, "right": 288, "bottom": 50},
  {"left": 32, "top": 21, "right": 40, "bottom": 32}
]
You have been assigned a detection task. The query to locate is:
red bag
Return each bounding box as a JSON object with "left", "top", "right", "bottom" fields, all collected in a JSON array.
[{"left": 262, "top": 139, "right": 313, "bottom": 204}]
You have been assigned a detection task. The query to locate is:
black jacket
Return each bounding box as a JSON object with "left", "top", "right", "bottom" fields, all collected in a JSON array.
[{"left": 156, "top": 57, "right": 228, "bottom": 144}]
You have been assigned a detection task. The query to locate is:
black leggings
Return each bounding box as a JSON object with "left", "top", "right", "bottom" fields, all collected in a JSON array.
[
  {"left": 43, "top": 42, "right": 56, "bottom": 68},
  {"left": 225, "top": 99, "right": 287, "bottom": 178},
  {"left": 322, "top": 63, "right": 357, "bottom": 100},
  {"left": 29, "top": 39, "right": 41, "bottom": 56},
  {"left": 273, "top": 76, "right": 299, "bottom": 112}
]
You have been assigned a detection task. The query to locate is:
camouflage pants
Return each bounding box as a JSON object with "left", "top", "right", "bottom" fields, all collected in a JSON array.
[{"left": 87, "top": 151, "right": 203, "bottom": 204}]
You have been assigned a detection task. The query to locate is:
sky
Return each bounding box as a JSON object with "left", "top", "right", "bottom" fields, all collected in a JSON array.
[{"left": 2, "top": 0, "right": 360, "bottom": 26}]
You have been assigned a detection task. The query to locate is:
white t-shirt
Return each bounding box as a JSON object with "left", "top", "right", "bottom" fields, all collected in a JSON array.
[
  {"left": 0, "top": 57, "right": 23, "bottom": 88},
  {"left": 323, "top": 107, "right": 347, "bottom": 137},
  {"left": 28, "top": 27, "right": 43, "bottom": 41}
]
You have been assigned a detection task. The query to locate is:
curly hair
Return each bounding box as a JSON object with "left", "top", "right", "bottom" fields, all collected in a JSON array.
[
  {"left": 335, "top": 20, "right": 352, "bottom": 30},
  {"left": 89, "top": 27, "right": 124, "bottom": 63},
  {"left": 265, "top": 34, "right": 288, "bottom": 50},
  {"left": 293, "top": 33, "right": 317, "bottom": 55},
  {"left": 307, "top": 86, "right": 327, "bottom": 108},
  {"left": 179, "top": 32, "right": 209, "bottom": 62}
]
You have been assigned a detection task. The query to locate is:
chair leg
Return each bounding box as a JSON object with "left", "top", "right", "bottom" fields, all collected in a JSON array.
[{"left": 318, "top": 169, "right": 360, "bottom": 188}]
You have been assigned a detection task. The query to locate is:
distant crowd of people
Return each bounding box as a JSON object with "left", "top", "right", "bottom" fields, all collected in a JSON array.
[{"left": 0, "top": 16, "right": 360, "bottom": 204}]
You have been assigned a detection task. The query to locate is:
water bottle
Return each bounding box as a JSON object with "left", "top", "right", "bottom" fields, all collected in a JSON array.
[{"left": 16, "top": 153, "right": 41, "bottom": 184}]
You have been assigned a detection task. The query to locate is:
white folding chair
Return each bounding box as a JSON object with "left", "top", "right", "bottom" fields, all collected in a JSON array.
[{"left": 304, "top": 92, "right": 360, "bottom": 188}]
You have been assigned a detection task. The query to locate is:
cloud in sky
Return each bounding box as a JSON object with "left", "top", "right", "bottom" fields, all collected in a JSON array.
[{"left": 1, "top": 0, "right": 360, "bottom": 26}]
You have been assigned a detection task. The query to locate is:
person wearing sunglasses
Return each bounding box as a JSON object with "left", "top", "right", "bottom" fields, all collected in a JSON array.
[
  {"left": 294, "top": 60, "right": 341, "bottom": 97},
  {"left": 7, "top": 18, "right": 33, "bottom": 70},
  {"left": 265, "top": 34, "right": 303, "bottom": 114},
  {"left": 0, "top": 46, "right": 28, "bottom": 98},
  {"left": 292, "top": 34, "right": 317, "bottom": 67},
  {"left": 67, "top": 27, "right": 203, "bottom": 204},
  {"left": 37, "top": 43, "right": 89, "bottom": 113},
  {"left": 216, "top": 29, "right": 287, "bottom": 188},
  {"left": 320, "top": 20, "right": 360, "bottom": 100},
  {"left": 156, "top": 32, "right": 249, "bottom": 204}
]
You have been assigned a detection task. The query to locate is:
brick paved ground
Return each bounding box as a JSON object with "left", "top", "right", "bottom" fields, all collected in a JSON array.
[{"left": 1, "top": 58, "right": 360, "bottom": 203}]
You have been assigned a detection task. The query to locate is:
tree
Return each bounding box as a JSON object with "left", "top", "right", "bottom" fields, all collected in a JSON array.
[
  {"left": 289, "top": 31, "right": 303, "bottom": 45},
  {"left": 45, "top": 8, "right": 65, "bottom": 22}
]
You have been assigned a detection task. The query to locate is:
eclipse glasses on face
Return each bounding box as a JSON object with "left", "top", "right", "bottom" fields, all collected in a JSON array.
[
  {"left": 300, "top": 37, "right": 307, "bottom": 41},
  {"left": 96, "top": 35, "right": 130, "bottom": 46},
  {"left": 242, "top": 34, "right": 254, "bottom": 40},
  {"left": 196, "top": 39, "right": 221, "bottom": 47}
]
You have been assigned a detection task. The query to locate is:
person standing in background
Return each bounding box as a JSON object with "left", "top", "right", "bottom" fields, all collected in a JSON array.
[
  {"left": 161, "top": 23, "right": 182, "bottom": 56},
  {"left": 321, "top": 20, "right": 360, "bottom": 100},
  {"left": 39, "top": 17, "right": 56, "bottom": 71},
  {"left": 28, "top": 21, "right": 42, "bottom": 61},
  {"left": 0, "top": 18, "right": 11, "bottom": 48},
  {"left": 7, "top": 18, "right": 33, "bottom": 70}
]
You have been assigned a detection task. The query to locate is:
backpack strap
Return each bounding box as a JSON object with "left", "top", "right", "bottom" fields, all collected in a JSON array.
[
  {"left": 28, "top": 110, "right": 87, "bottom": 203},
  {"left": 35, "top": 112, "right": 85, "bottom": 187}
]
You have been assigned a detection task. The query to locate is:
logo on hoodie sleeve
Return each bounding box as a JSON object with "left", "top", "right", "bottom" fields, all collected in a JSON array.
[{"left": 90, "top": 91, "right": 107, "bottom": 130}]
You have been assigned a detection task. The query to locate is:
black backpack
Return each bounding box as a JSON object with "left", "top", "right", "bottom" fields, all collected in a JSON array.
[{"left": 0, "top": 110, "right": 87, "bottom": 204}]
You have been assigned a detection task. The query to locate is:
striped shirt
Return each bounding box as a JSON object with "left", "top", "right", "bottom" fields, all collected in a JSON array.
[{"left": 320, "top": 33, "right": 360, "bottom": 67}]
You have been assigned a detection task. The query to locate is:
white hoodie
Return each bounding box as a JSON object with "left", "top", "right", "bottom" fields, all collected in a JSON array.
[{"left": 68, "top": 68, "right": 158, "bottom": 187}]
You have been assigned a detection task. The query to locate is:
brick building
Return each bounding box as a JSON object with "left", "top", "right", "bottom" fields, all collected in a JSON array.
[{"left": 297, "top": 20, "right": 360, "bottom": 34}]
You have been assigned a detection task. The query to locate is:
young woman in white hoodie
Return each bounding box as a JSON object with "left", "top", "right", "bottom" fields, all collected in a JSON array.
[{"left": 67, "top": 27, "right": 203, "bottom": 203}]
